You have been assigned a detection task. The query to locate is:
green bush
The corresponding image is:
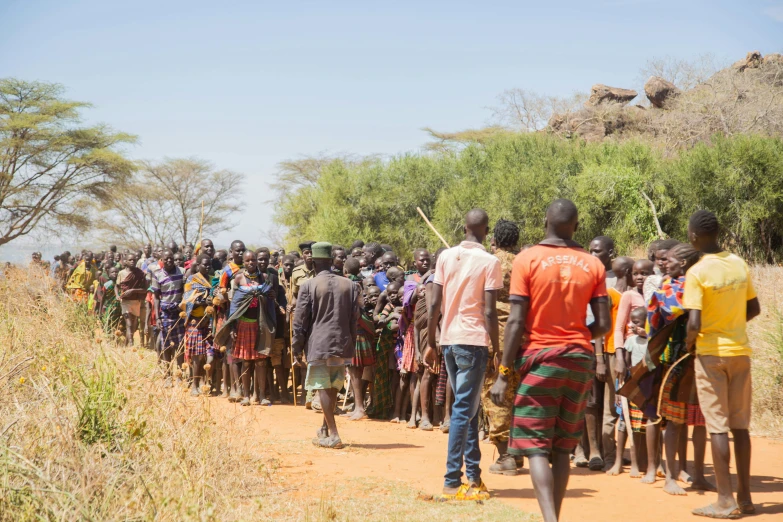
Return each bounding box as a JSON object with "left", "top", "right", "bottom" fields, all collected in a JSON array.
[{"left": 274, "top": 133, "right": 783, "bottom": 261}]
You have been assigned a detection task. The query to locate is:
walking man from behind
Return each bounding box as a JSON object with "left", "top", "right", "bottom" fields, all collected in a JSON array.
[
  {"left": 423, "top": 208, "right": 502, "bottom": 501},
  {"left": 293, "top": 242, "right": 360, "bottom": 449},
  {"left": 491, "top": 199, "right": 610, "bottom": 522}
]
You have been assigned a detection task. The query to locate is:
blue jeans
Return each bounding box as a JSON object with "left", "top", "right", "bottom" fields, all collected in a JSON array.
[{"left": 442, "top": 344, "right": 489, "bottom": 488}]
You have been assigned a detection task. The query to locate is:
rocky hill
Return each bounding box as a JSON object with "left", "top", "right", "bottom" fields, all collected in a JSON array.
[{"left": 548, "top": 51, "right": 783, "bottom": 150}]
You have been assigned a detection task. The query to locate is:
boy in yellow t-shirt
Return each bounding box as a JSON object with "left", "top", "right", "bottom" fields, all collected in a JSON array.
[{"left": 684, "top": 210, "right": 760, "bottom": 519}]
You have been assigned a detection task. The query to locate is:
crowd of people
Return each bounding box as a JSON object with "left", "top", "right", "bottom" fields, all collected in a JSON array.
[{"left": 40, "top": 199, "right": 759, "bottom": 521}]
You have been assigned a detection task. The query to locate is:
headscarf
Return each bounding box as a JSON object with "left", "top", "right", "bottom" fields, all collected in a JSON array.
[
  {"left": 647, "top": 276, "right": 686, "bottom": 338},
  {"left": 182, "top": 271, "right": 213, "bottom": 323}
]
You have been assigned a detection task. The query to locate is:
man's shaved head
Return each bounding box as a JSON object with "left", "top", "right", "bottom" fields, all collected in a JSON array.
[
  {"left": 464, "top": 208, "right": 490, "bottom": 243},
  {"left": 466, "top": 208, "right": 489, "bottom": 227},
  {"left": 545, "top": 199, "right": 579, "bottom": 240},
  {"left": 612, "top": 256, "right": 635, "bottom": 275}
]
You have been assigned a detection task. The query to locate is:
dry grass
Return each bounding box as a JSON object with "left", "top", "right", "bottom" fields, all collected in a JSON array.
[
  {"left": 0, "top": 269, "right": 533, "bottom": 521},
  {"left": 748, "top": 266, "right": 783, "bottom": 438},
  {"left": 0, "top": 268, "right": 268, "bottom": 521}
]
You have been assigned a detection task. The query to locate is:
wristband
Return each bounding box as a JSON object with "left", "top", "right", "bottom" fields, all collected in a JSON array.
[{"left": 498, "top": 364, "right": 512, "bottom": 377}]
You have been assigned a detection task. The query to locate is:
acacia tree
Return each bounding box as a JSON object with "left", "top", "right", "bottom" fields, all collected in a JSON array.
[
  {"left": 96, "top": 182, "right": 180, "bottom": 246},
  {"left": 0, "top": 79, "right": 136, "bottom": 246},
  {"left": 99, "top": 158, "right": 244, "bottom": 246}
]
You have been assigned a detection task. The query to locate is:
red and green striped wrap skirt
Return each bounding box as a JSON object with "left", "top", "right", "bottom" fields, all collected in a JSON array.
[
  {"left": 352, "top": 313, "right": 376, "bottom": 367},
  {"left": 509, "top": 345, "right": 595, "bottom": 456}
]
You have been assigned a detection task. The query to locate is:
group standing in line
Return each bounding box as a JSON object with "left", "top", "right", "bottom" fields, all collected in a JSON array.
[{"left": 41, "top": 199, "right": 759, "bottom": 521}]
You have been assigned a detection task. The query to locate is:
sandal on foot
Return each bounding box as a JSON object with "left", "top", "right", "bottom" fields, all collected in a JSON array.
[
  {"left": 574, "top": 456, "right": 589, "bottom": 468},
  {"left": 313, "top": 435, "right": 343, "bottom": 449},
  {"left": 588, "top": 457, "right": 605, "bottom": 471},
  {"left": 240, "top": 398, "right": 251, "bottom": 406},
  {"left": 419, "top": 421, "right": 434, "bottom": 431},
  {"left": 459, "top": 480, "right": 490, "bottom": 501},
  {"left": 692, "top": 504, "right": 741, "bottom": 519},
  {"left": 738, "top": 501, "right": 755, "bottom": 515},
  {"left": 260, "top": 398, "right": 271, "bottom": 406},
  {"left": 440, "top": 421, "right": 450, "bottom": 433}
]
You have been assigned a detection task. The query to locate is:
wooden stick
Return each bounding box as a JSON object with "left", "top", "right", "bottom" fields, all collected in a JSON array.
[
  {"left": 416, "top": 207, "right": 450, "bottom": 249},
  {"left": 289, "top": 314, "right": 297, "bottom": 406},
  {"left": 342, "top": 373, "right": 350, "bottom": 410},
  {"left": 198, "top": 200, "right": 205, "bottom": 248}
]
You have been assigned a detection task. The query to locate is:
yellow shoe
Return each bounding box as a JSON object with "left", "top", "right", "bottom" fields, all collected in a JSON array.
[
  {"left": 435, "top": 484, "right": 468, "bottom": 502},
  {"left": 458, "top": 480, "right": 490, "bottom": 501}
]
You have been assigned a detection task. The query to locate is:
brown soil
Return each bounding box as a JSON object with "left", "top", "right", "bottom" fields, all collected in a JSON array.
[{"left": 209, "top": 399, "right": 783, "bottom": 521}]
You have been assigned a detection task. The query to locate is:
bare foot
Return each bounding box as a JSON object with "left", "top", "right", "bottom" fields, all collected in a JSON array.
[
  {"left": 690, "top": 477, "right": 717, "bottom": 492},
  {"left": 664, "top": 478, "right": 687, "bottom": 495},
  {"left": 406, "top": 419, "right": 417, "bottom": 429},
  {"left": 629, "top": 465, "right": 642, "bottom": 478},
  {"left": 347, "top": 410, "right": 367, "bottom": 421},
  {"left": 390, "top": 417, "right": 400, "bottom": 423},
  {"left": 678, "top": 470, "right": 693, "bottom": 484},
  {"left": 606, "top": 463, "right": 624, "bottom": 476},
  {"left": 657, "top": 465, "right": 666, "bottom": 479},
  {"left": 641, "top": 470, "right": 657, "bottom": 484}
]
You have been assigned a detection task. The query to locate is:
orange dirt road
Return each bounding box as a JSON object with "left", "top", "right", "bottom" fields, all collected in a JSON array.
[{"left": 210, "top": 400, "right": 783, "bottom": 521}]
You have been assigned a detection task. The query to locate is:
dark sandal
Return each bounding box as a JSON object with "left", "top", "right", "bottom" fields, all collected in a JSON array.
[
  {"left": 588, "top": 457, "right": 605, "bottom": 471},
  {"left": 738, "top": 501, "right": 755, "bottom": 515}
]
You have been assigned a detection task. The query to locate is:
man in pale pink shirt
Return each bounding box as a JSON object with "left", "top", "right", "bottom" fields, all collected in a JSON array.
[{"left": 424, "top": 208, "right": 502, "bottom": 500}]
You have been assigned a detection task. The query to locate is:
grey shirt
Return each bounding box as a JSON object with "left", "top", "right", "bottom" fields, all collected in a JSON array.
[{"left": 292, "top": 270, "right": 360, "bottom": 364}]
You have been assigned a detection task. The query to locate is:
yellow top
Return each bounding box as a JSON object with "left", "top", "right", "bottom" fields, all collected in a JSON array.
[
  {"left": 683, "top": 252, "right": 757, "bottom": 357},
  {"left": 290, "top": 264, "right": 315, "bottom": 299}
]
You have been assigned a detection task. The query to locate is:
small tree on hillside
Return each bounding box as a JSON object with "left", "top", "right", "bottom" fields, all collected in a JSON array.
[{"left": 0, "top": 79, "right": 136, "bottom": 246}]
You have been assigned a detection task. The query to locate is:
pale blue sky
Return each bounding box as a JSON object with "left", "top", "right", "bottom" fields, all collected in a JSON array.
[{"left": 1, "top": 0, "right": 781, "bottom": 254}]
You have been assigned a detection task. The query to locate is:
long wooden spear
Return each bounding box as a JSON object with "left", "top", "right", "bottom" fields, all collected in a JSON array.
[{"left": 416, "top": 207, "right": 450, "bottom": 249}]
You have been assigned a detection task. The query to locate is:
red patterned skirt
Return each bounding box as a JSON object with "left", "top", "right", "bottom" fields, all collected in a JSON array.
[
  {"left": 233, "top": 319, "right": 266, "bottom": 361},
  {"left": 400, "top": 326, "right": 418, "bottom": 373},
  {"left": 185, "top": 321, "right": 213, "bottom": 359}
]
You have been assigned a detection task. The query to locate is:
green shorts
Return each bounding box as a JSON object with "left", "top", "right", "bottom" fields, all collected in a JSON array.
[{"left": 305, "top": 364, "right": 345, "bottom": 391}]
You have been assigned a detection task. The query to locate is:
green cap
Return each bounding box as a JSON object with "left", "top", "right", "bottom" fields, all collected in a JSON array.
[{"left": 311, "top": 242, "right": 332, "bottom": 259}]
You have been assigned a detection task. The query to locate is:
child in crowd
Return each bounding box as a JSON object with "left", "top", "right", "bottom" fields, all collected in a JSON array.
[
  {"left": 645, "top": 239, "right": 680, "bottom": 302},
  {"left": 100, "top": 265, "right": 122, "bottom": 335},
  {"left": 118, "top": 252, "right": 148, "bottom": 347},
  {"left": 182, "top": 254, "right": 215, "bottom": 396},
  {"left": 344, "top": 257, "right": 362, "bottom": 282},
  {"left": 608, "top": 258, "right": 653, "bottom": 477},
  {"left": 368, "top": 280, "right": 400, "bottom": 419},
  {"left": 346, "top": 284, "right": 379, "bottom": 421},
  {"left": 608, "top": 306, "right": 649, "bottom": 476}
]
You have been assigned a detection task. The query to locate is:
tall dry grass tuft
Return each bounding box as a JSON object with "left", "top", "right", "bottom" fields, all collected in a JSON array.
[
  {"left": 0, "top": 268, "right": 268, "bottom": 521},
  {"left": 748, "top": 266, "right": 783, "bottom": 438}
]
